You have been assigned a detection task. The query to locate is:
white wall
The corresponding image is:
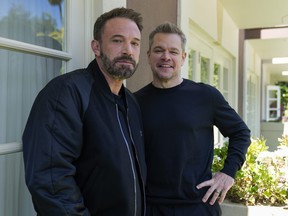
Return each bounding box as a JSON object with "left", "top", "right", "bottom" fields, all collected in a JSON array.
[
  {"left": 179, "top": 0, "right": 238, "bottom": 57},
  {"left": 220, "top": 9, "right": 238, "bottom": 57},
  {"left": 179, "top": 0, "right": 218, "bottom": 40}
]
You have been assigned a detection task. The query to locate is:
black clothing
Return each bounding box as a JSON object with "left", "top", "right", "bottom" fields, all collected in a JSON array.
[
  {"left": 146, "top": 202, "right": 221, "bottom": 216},
  {"left": 22, "top": 59, "right": 146, "bottom": 216},
  {"left": 135, "top": 79, "right": 250, "bottom": 214}
]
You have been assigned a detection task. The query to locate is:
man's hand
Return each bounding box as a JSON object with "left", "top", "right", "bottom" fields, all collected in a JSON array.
[{"left": 196, "top": 172, "right": 234, "bottom": 205}]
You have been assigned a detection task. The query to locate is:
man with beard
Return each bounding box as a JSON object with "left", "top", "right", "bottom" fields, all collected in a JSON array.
[{"left": 22, "top": 7, "right": 146, "bottom": 216}]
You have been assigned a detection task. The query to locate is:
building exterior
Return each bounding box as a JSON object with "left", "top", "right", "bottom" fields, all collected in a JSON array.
[{"left": 0, "top": 0, "right": 278, "bottom": 215}]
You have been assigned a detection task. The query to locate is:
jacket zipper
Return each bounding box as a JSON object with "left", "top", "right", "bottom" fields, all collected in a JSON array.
[
  {"left": 116, "top": 104, "right": 137, "bottom": 216},
  {"left": 125, "top": 108, "right": 146, "bottom": 216}
]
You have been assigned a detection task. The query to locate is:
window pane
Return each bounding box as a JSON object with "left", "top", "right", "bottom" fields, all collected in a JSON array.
[
  {"left": 0, "top": 0, "right": 65, "bottom": 51},
  {"left": 201, "top": 56, "right": 210, "bottom": 84},
  {"left": 223, "top": 67, "right": 228, "bottom": 91},
  {"left": 0, "top": 49, "right": 64, "bottom": 144},
  {"left": 213, "top": 63, "right": 220, "bottom": 88},
  {"left": 188, "top": 49, "right": 196, "bottom": 80},
  {"left": 247, "top": 74, "right": 258, "bottom": 134},
  {"left": 223, "top": 67, "right": 229, "bottom": 100},
  {"left": 0, "top": 153, "right": 35, "bottom": 215}
]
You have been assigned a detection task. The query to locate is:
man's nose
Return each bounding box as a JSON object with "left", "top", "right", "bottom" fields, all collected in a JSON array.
[
  {"left": 122, "top": 43, "right": 133, "bottom": 56},
  {"left": 161, "top": 51, "right": 171, "bottom": 60}
]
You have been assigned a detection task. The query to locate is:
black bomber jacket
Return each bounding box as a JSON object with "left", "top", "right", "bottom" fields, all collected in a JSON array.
[{"left": 22, "top": 59, "right": 146, "bottom": 216}]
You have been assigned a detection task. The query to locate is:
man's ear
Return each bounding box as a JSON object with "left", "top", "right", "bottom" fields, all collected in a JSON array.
[
  {"left": 181, "top": 51, "right": 187, "bottom": 66},
  {"left": 91, "top": 40, "right": 101, "bottom": 57},
  {"left": 147, "top": 50, "right": 153, "bottom": 66},
  {"left": 147, "top": 50, "right": 150, "bottom": 57}
]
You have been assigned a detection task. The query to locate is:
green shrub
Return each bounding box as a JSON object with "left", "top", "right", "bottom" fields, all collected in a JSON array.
[{"left": 212, "top": 137, "right": 288, "bottom": 206}]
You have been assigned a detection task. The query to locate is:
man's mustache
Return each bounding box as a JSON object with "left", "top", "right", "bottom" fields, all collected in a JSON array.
[{"left": 114, "top": 56, "right": 136, "bottom": 67}]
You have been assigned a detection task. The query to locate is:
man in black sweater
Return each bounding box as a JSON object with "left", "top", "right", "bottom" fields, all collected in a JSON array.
[{"left": 135, "top": 22, "right": 250, "bottom": 216}]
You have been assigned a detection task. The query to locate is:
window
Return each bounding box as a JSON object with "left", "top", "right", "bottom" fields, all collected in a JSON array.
[
  {"left": 213, "top": 63, "right": 220, "bottom": 88},
  {"left": 0, "top": 1, "right": 67, "bottom": 215},
  {"left": 188, "top": 49, "right": 196, "bottom": 80},
  {"left": 247, "top": 72, "right": 260, "bottom": 136},
  {"left": 0, "top": 0, "right": 65, "bottom": 50},
  {"left": 0, "top": 0, "right": 67, "bottom": 146},
  {"left": 266, "top": 85, "right": 281, "bottom": 121},
  {"left": 200, "top": 56, "right": 210, "bottom": 84},
  {"left": 222, "top": 67, "right": 229, "bottom": 100}
]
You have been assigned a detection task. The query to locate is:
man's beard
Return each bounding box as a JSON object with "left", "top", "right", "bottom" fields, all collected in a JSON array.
[{"left": 100, "top": 51, "right": 138, "bottom": 80}]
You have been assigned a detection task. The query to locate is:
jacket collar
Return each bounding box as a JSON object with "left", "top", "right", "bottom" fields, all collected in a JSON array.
[{"left": 87, "top": 59, "right": 127, "bottom": 105}]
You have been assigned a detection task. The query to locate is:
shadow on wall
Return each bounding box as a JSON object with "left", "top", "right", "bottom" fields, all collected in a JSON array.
[{"left": 261, "top": 122, "right": 284, "bottom": 151}]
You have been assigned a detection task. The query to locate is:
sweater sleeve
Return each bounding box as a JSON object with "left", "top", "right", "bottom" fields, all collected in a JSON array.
[
  {"left": 22, "top": 75, "right": 90, "bottom": 216},
  {"left": 211, "top": 87, "right": 251, "bottom": 178}
]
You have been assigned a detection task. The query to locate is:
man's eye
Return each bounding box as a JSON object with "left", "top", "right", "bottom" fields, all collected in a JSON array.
[
  {"left": 171, "top": 51, "right": 179, "bottom": 55},
  {"left": 132, "top": 42, "right": 140, "bottom": 46},
  {"left": 113, "top": 39, "right": 122, "bottom": 43},
  {"left": 154, "top": 49, "right": 162, "bottom": 53}
]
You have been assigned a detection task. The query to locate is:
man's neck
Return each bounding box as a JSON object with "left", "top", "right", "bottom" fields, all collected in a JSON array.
[
  {"left": 152, "top": 77, "right": 183, "bottom": 89},
  {"left": 96, "top": 58, "right": 123, "bottom": 95},
  {"left": 102, "top": 71, "right": 123, "bottom": 95}
]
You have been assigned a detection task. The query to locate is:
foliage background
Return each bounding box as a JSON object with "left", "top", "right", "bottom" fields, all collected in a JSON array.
[{"left": 212, "top": 137, "right": 288, "bottom": 206}]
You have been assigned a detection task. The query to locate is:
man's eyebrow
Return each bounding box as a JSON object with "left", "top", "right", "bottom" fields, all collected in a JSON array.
[
  {"left": 170, "top": 47, "right": 180, "bottom": 52},
  {"left": 152, "top": 46, "right": 164, "bottom": 49},
  {"left": 111, "top": 34, "right": 124, "bottom": 39},
  {"left": 111, "top": 34, "right": 141, "bottom": 42},
  {"left": 152, "top": 46, "right": 179, "bottom": 51}
]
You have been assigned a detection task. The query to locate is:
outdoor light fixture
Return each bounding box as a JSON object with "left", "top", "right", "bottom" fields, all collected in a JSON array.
[
  {"left": 272, "top": 57, "right": 288, "bottom": 64},
  {"left": 261, "top": 27, "right": 288, "bottom": 39}
]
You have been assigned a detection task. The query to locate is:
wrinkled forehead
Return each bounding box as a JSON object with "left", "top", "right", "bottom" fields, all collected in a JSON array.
[
  {"left": 151, "top": 33, "right": 182, "bottom": 49},
  {"left": 102, "top": 17, "right": 141, "bottom": 40}
]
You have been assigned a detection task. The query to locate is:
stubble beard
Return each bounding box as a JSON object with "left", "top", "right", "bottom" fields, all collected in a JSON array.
[{"left": 100, "top": 51, "right": 138, "bottom": 80}]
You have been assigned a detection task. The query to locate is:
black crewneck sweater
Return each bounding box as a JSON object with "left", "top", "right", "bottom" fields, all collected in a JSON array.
[{"left": 135, "top": 79, "right": 250, "bottom": 204}]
